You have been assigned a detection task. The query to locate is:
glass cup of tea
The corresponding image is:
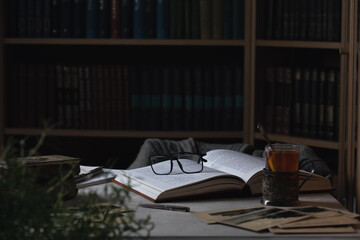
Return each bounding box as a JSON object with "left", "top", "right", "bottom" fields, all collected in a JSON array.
[{"left": 261, "top": 143, "right": 300, "bottom": 206}]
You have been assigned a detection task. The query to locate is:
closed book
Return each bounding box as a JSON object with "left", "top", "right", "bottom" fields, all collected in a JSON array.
[
  {"left": 99, "top": 0, "right": 111, "bottom": 38},
  {"left": 233, "top": 65, "right": 244, "bottom": 130},
  {"left": 321, "top": 0, "right": 327, "bottom": 41},
  {"left": 121, "top": 0, "right": 133, "bottom": 38},
  {"left": 184, "top": 66, "right": 193, "bottom": 130},
  {"left": 292, "top": 68, "right": 302, "bottom": 135},
  {"left": 317, "top": 68, "right": 326, "bottom": 139},
  {"left": 27, "top": 0, "right": 36, "bottom": 37},
  {"left": 161, "top": 66, "right": 172, "bottom": 130},
  {"left": 156, "top": 0, "right": 171, "bottom": 39},
  {"left": 133, "top": 0, "right": 146, "bottom": 38},
  {"left": 212, "top": 0, "right": 224, "bottom": 39},
  {"left": 103, "top": 65, "right": 112, "bottom": 129},
  {"left": 34, "top": 0, "right": 43, "bottom": 37},
  {"left": 145, "top": 0, "right": 157, "bottom": 38},
  {"left": 274, "top": 67, "right": 284, "bottom": 134},
  {"left": 110, "top": 0, "right": 121, "bottom": 38},
  {"left": 325, "top": 69, "right": 336, "bottom": 140},
  {"left": 172, "top": 66, "right": 184, "bottom": 130},
  {"left": 73, "top": 0, "right": 86, "bottom": 38},
  {"left": 293, "top": 0, "right": 300, "bottom": 40},
  {"left": 150, "top": 66, "right": 161, "bottom": 130},
  {"left": 55, "top": 64, "right": 65, "bottom": 128},
  {"left": 282, "top": 68, "right": 292, "bottom": 134},
  {"left": 47, "top": 64, "right": 57, "bottom": 126},
  {"left": 78, "top": 65, "right": 87, "bottom": 129},
  {"left": 43, "top": 0, "right": 52, "bottom": 38},
  {"left": 37, "top": 64, "right": 48, "bottom": 128},
  {"left": 223, "top": 0, "right": 233, "bottom": 39},
  {"left": 281, "top": 0, "right": 289, "bottom": 40},
  {"left": 71, "top": 65, "right": 80, "bottom": 129},
  {"left": 213, "top": 66, "right": 223, "bottom": 130},
  {"left": 299, "top": 0, "right": 308, "bottom": 40},
  {"left": 326, "top": 0, "right": 335, "bottom": 41},
  {"left": 86, "top": 0, "right": 99, "bottom": 38},
  {"left": 130, "top": 66, "right": 142, "bottom": 130},
  {"left": 315, "top": 0, "right": 322, "bottom": 41},
  {"left": 18, "top": 0, "right": 27, "bottom": 37},
  {"left": 265, "top": 67, "right": 275, "bottom": 133},
  {"left": 200, "top": 0, "right": 212, "bottom": 39},
  {"left": 232, "top": 0, "right": 245, "bottom": 39},
  {"left": 288, "top": 0, "right": 296, "bottom": 40},
  {"left": 203, "top": 66, "right": 213, "bottom": 130},
  {"left": 265, "top": 0, "right": 274, "bottom": 40},
  {"left": 91, "top": 64, "right": 99, "bottom": 128},
  {"left": 122, "top": 65, "right": 131, "bottom": 129},
  {"left": 223, "top": 65, "right": 234, "bottom": 130},
  {"left": 273, "top": 0, "right": 282, "bottom": 40},
  {"left": 301, "top": 68, "right": 311, "bottom": 137},
  {"left": 193, "top": 65, "right": 204, "bottom": 130},
  {"left": 184, "top": 0, "right": 192, "bottom": 39},
  {"left": 96, "top": 65, "right": 105, "bottom": 129},
  {"left": 140, "top": 66, "right": 152, "bottom": 130},
  {"left": 308, "top": 0, "right": 317, "bottom": 41},
  {"left": 309, "top": 68, "right": 318, "bottom": 138},
  {"left": 109, "top": 65, "right": 121, "bottom": 129},
  {"left": 60, "top": 0, "right": 72, "bottom": 38},
  {"left": 191, "top": 0, "right": 201, "bottom": 39},
  {"left": 62, "top": 65, "right": 73, "bottom": 128},
  {"left": 7, "top": 0, "right": 18, "bottom": 37},
  {"left": 51, "top": 0, "right": 61, "bottom": 37}
]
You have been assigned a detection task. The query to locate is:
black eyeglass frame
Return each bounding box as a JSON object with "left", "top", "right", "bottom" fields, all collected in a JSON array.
[{"left": 149, "top": 152, "right": 207, "bottom": 175}]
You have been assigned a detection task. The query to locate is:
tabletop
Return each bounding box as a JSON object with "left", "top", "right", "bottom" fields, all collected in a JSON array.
[{"left": 75, "top": 182, "right": 360, "bottom": 239}]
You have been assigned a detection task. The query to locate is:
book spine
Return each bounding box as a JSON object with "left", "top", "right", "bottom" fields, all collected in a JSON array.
[
  {"left": 18, "top": 0, "right": 27, "bottom": 38},
  {"left": 86, "top": 0, "right": 99, "bottom": 38},
  {"left": 184, "top": 0, "right": 192, "bottom": 39},
  {"left": 265, "top": 67, "right": 275, "bottom": 133},
  {"left": 78, "top": 64, "right": 87, "bottom": 128},
  {"left": 99, "top": 0, "right": 111, "bottom": 38},
  {"left": 145, "top": 0, "right": 157, "bottom": 38},
  {"left": 56, "top": 64, "right": 64, "bottom": 128},
  {"left": 84, "top": 65, "right": 92, "bottom": 129},
  {"left": 233, "top": 65, "right": 244, "bottom": 130},
  {"left": 161, "top": 66, "right": 172, "bottom": 130},
  {"left": 273, "top": 0, "right": 282, "bottom": 40},
  {"left": 317, "top": 68, "right": 326, "bottom": 139},
  {"left": 281, "top": 0, "right": 289, "bottom": 40},
  {"left": 140, "top": 66, "right": 152, "bottom": 129},
  {"left": 60, "top": 0, "right": 72, "bottom": 38},
  {"left": 73, "top": 0, "right": 86, "bottom": 38},
  {"left": 110, "top": 0, "right": 121, "bottom": 38},
  {"left": 191, "top": 0, "right": 200, "bottom": 39},
  {"left": 212, "top": 0, "right": 224, "bottom": 39},
  {"left": 9, "top": 64, "right": 19, "bottom": 127},
  {"left": 193, "top": 65, "right": 204, "bottom": 130},
  {"left": 200, "top": 0, "right": 212, "bottom": 39},
  {"left": 150, "top": 66, "right": 162, "bottom": 130},
  {"left": 292, "top": 68, "right": 302, "bottom": 135},
  {"left": 47, "top": 64, "right": 57, "bottom": 126},
  {"left": 34, "top": 0, "right": 43, "bottom": 37},
  {"left": 133, "top": 0, "right": 146, "bottom": 38},
  {"left": 325, "top": 68, "right": 336, "bottom": 139},
  {"left": 232, "top": 0, "right": 244, "bottom": 39},
  {"left": 309, "top": 68, "right": 318, "bottom": 138},
  {"left": 315, "top": 0, "right": 322, "bottom": 41},
  {"left": 62, "top": 64, "right": 73, "bottom": 128},
  {"left": 7, "top": 0, "right": 18, "bottom": 37},
  {"left": 121, "top": 0, "right": 134, "bottom": 38},
  {"left": 156, "top": 0, "right": 171, "bottom": 39},
  {"left": 51, "top": 0, "right": 61, "bottom": 37},
  {"left": 223, "top": 0, "right": 233, "bottom": 39},
  {"left": 282, "top": 67, "right": 292, "bottom": 134},
  {"left": 184, "top": 66, "right": 193, "bottom": 130},
  {"left": 301, "top": 68, "right": 311, "bottom": 137},
  {"left": 299, "top": 0, "right": 308, "bottom": 40},
  {"left": 326, "top": 0, "right": 335, "bottom": 41},
  {"left": 37, "top": 64, "right": 48, "bottom": 128},
  {"left": 27, "top": 64, "right": 38, "bottom": 128},
  {"left": 274, "top": 67, "right": 284, "bottom": 134},
  {"left": 265, "top": 0, "right": 274, "bottom": 40},
  {"left": 308, "top": 0, "right": 317, "bottom": 41},
  {"left": 172, "top": 66, "right": 184, "bottom": 130},
  {"left": 71, "top": 65, "right": 80, "bottom": 129},
  {"left": 175, "top": 0, "right": 185, "bottom": 39},
  {"left": 203, "top": 66, "right": 214, "bottom": 130},
  {"left": 223, "top": 65, "right": 234, "bottom": 130},
  {"left": 43, "top": 0, "right": 52, "bottom": 38},
  {"left": 213, "top": 66, "right": 223, "bottom": 130}
]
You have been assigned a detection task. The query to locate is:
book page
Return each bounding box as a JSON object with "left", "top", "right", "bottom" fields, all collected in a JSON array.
[
  {"left": 204, "top": 149, "right": 265, "bottom": 182},
  {"left": 115, "top": 161, "right": 232, "bottom": 195}
]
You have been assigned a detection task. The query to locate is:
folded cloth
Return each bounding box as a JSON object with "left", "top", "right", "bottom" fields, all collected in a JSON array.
[{"left": 128, "top": 138, "right": 332, "bottom": 180}]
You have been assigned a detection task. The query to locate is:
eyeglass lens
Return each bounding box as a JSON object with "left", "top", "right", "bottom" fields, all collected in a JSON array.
[{"left": 150, "top": 154, "right": 203, "bottom": 174}]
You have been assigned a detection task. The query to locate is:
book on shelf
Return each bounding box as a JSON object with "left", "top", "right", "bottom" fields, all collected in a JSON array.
[
  {"left": 309, "top": 68, "right": 319, "bottom": 138},
  {"left": 156, "top": 0, "right": 171, "bottom": 39},
  {"left": 113, "top": 149, "right": 333, "bottom": 203}
]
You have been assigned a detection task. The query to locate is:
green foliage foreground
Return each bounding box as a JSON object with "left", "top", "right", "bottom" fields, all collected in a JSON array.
[{"left": 0, "top": 135, "right": 154, "bottom": 239}]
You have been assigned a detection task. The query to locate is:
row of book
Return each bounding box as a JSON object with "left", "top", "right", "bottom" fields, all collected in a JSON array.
[
  {"left": 264, "top": 66, "right": 340, "bottom": 140},
  {"left": 6, "top": 63, "right": 244, "bottom": 131},
  {"left": 257, "top": 0, "right": 341, "bottom": 42},
  {"left": 6, "top": 0, "right": 245, "bottom": 40}
]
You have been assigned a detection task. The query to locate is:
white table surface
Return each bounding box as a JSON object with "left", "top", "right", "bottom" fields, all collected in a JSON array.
[{"left": 75, "top": 182, "right": 360, "bottom": 239}]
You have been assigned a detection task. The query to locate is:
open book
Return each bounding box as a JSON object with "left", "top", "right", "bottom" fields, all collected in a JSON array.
[{"left": 113, "top": 149, "right": 333, "bottom": 202}]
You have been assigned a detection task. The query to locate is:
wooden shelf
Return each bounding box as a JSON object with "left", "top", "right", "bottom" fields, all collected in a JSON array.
[
  {"left": 254, "top": 132, "right": 339, "bottom": 150},
  {"left": 4, "top": 128, "right": 244, "bottom": 139},
  {"left": 4, "top": 38, "right": 246, "bottom": 46},
  {"left": 256, "top": 40, "right": 342, "bottom": 49}
]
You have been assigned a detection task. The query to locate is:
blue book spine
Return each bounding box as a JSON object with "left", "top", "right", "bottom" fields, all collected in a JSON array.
[
  {"left": 86, "top": 0, "right": 98, "bottom": 38},
  {"left": 156, "top": 0, "right": 170, "bottom": 38},
  {"left": 232, "top": 0, "right": 244, "bottom": 39},
  {"left": 133, "top": 0, "right": 146, "bottom": 38},
  {"left": 121, "top": 0, "right": 133, "bottom": 38}
]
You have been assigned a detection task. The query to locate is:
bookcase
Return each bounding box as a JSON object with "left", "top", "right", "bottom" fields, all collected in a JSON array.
[{"left": 0, "top": 0, "right": 359, "bottom": 210}]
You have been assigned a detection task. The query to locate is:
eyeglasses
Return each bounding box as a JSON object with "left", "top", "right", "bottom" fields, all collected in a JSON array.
[{"left": 149, "top": 152, "right": 207, "bottom": 175}]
